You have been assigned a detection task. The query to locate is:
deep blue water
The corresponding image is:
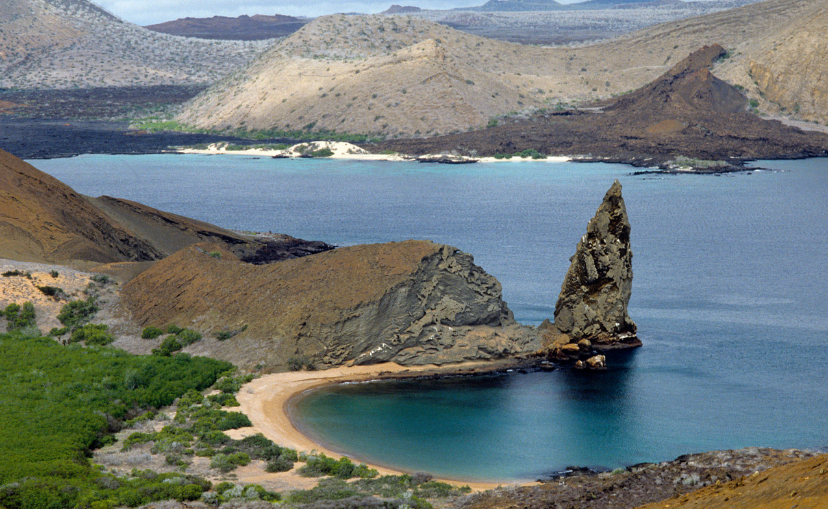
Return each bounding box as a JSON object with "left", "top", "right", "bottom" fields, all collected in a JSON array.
[{"left": 31, "top": 155, "right": 828, "bottom": 481}]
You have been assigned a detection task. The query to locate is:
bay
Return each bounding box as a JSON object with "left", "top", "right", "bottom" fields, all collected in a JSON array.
[{"left": 31, "top": 154, "right": 828, "bottom": 481}]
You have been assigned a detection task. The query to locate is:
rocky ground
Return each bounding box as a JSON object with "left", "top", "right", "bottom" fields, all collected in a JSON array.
[{"left": 455, "top": 448, "right": 823, "bottom": 509}]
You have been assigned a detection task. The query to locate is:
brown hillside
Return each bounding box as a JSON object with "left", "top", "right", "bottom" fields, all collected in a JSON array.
[
  {"left": 377, "top": 44, "right": 828, "bottom": 166},
  {"left": 121, "top": 241, "right": 539, "bottom": 370},
  {"left": 0, "top": 149, "right": 330, "bottom": 266},
  {"left": 177, "top": 0, "right": 828, "bottom": 137},
  {"left": 636, "top": 453, "right": 828, "bottom": 509},
  {"left": 0, "top": 149, "right": 162, "bottom": 264}
]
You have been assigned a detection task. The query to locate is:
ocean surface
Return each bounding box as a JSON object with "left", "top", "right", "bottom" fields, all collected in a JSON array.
[{"left": 32, "top": 154, "right": 828, "bottom": 482}]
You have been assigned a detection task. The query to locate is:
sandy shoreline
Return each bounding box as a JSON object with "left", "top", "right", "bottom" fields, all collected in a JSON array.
[
  {"left": 177, "top": 141, "right": 572, "bottom": 164},
  {"left": 235, "top": 360, "right": 539, "bottom": 491}
]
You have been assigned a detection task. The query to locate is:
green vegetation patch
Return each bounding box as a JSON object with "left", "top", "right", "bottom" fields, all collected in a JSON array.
[
  {"left": 2, "top": 302, "right": 36, "bottom": 331},
  {"left": 298, "top": 452, "right": 378, "bottom": 479},
  {"left": 0, "top": 330, "right": 232, "bottom": 508}
]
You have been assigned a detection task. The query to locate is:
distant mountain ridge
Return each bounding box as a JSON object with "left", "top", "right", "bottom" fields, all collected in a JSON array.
[
  {"left": 0, "top": 0, "right": 270, "bottom": 88},
  {"left": 471, "top": 0, "right": 563, "bottom": 12},
  {"left": 177, "top": 0, "right": 828, "bottom": 137},
  {"left": 145, "top": 14, "right": 309, "bottom": 40}
]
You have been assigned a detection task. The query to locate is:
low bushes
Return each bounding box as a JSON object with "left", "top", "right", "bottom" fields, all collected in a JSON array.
[{"left": 299, "top": 453, "right": 378, "bottom": 479}]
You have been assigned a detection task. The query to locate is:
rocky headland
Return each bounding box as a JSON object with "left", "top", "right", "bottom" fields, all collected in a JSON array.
[
  {"left": 119, "top": 240, "right": 541, "bottom": 370},
  {"left": 1, "top": 146, "right": 638, "bottom": 372}
]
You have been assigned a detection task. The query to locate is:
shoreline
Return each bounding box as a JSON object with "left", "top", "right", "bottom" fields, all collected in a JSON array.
[
  {"left": 176, "top": 141, "right": 573, "bottom": 164},
  {"left": 235, "top": 360, "right": 541, "bottom": 491}
]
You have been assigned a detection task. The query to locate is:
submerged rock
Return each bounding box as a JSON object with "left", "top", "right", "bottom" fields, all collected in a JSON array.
[{"left": 553, "top": 180, "right": 639, "bottom": 349}]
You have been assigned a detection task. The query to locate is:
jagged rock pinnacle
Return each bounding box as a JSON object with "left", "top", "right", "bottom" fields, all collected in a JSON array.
[{"left": 553, "top": 180, "right": 639, "bottom": 347}]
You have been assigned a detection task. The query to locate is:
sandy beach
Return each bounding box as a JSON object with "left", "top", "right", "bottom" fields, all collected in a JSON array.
[
  {"left": 177, "top": 140, "right": 572, "bottom": 164},
  {"left": 235, "top": 360, "right": 538, "bottom": 491}
]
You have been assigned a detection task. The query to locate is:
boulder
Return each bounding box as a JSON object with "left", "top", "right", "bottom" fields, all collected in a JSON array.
[
  {"left": 553, "top": 180, "right": 640, "bottom": 349},
  {"left": 586, "top": 355, "right": 607, "bottom": 370}
]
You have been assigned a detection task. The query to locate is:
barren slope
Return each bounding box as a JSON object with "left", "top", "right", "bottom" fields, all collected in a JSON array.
[
  {"left": 0, "top": 149, "right": 329, "bottom": 266},
  {"left": 0, "top": 0, "right": 270, "bottom": 88},
  {"left": 177, "top": 0, "right": 828, "bottom": 137}
]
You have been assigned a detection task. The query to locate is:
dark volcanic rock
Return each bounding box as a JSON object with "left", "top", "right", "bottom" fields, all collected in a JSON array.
[
  {"left": 374, "top": 44, "right": 828, "bottom": 171},
  {"left": 554, "top": 180, "right": 639, "bottom": 348},
  {"left": 145, "top": 14, "right": 308, "bottom": 41}
]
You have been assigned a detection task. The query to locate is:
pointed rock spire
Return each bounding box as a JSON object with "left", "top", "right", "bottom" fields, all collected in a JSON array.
[{"left": 553, "top": 180, "right": 639, "bottom": 348}]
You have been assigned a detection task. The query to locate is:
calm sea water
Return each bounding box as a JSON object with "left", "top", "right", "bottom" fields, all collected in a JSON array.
[{"left": 32, "top": 155, "right": 828, "bottom": 481}]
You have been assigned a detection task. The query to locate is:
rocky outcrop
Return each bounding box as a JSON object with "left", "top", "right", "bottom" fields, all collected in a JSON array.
[
  {"left": 121, "top": 240, "right": 542, "bottom": 370},
  {"left": 552, "top": 180, "right": 639, "bottom": 349}
]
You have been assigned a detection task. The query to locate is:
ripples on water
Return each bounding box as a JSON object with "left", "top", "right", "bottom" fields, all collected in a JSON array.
[{"left": 33, "top": 155, "right": 828, "bottom": 481}]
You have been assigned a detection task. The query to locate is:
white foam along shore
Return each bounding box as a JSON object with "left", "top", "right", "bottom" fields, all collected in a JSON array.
[{"left": 176, "top": 141, "right": 572, "bottom": 163}]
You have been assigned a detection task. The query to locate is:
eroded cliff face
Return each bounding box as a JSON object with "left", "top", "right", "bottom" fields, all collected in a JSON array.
[
  {"left": 121, "top": 240, "right": 540, "bottom": 369},
  {"left": 552, "top": 180, "right": 638, "bottom": 348}
]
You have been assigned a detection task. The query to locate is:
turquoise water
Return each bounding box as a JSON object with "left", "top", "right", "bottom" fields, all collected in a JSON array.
[{"left": 32, "top": 155, "right": 828, "bottom": 481}]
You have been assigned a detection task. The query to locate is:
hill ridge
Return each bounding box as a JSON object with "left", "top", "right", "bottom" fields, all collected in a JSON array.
[
  {"left": 0, "top": 0, "right": 270, "bottom": 89},
  {"left": 177, "top": 0, "right": 828, "bottom": 137}
]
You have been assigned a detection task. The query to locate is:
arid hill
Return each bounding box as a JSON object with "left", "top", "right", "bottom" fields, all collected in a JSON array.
[
  {"left": 0, "top": 149, "right": 330, "bottom": 266},
  {"left": 120, "top": 240, "right": 541, "bottom": 370},
  {"left": 0, "top": 0, "right": 269, "bottom": 88},
  {"left": 376, "top": 44, "right": 828, "bottom": 167},
  {"left": 145, "top": 14, "right": 308, "bottom": 41},
  {"left": 176, "top": 0, "right": 828, "bottom": 137}
]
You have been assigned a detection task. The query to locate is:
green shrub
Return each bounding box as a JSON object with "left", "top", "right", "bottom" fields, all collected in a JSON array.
[
  {"left": 288, "top": 478, "right": 360, "bottom": 504},
  {"left": 153, "top": 336, "right": 183, "bottom": 356},
  {"left": 210, "top": 452, "right": 250, "bottom": 472},
  {"left": 49, "top": 270, "right": 59, "bottom": 278},
  {"left": 207, "top": 393, "right": 239, "bottom": 407},
  {"left": 141, "top": 326, "right": 164, "bottom": 339},
  {"left": 36, "top": 285, "right": 65, "bottom": 299},
  {"left": 300, "top": 453, "right": 378, "bottom": 479},
  {"left": 57, "top": 297, "right": 98, "bottom": 328},
  {"left": 213, "top": 374, "right": 255, "bottom": 394},
  {"left": 266, "top": 455, "right": 295, "bottom": 472},
  {"left": 176, "top": 329, "right": 202, "bottom": 346},
  {"left": 3, "top": 302, "right": 36, "bottom": 331},
  {"left": 199, "top": 430, "right": 232, "bottom": 447},
  {"left": 166, "top": 324, "right": 183, "bottom": 335},
  {"left": 69, "top": 324, "right": 114, "bottom": 346}
]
